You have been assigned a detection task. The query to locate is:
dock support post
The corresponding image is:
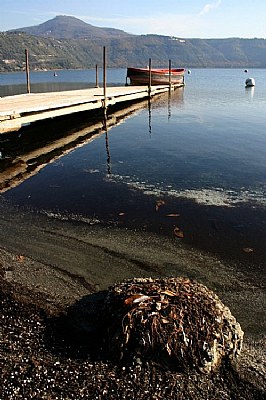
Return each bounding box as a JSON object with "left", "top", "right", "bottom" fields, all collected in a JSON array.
[
  {"left": 148, "top": 58, "right": 152, "bottom": 98},
  {"left": 103, "top": 46, "right": 107, "bottom": 117},
  {"left": 95, "top": 64, "right": 99, "bottom": 88},
  {"left": 25, "top": 49, "right": 30, "bottom": 94},
  {"left": 169, "top": 59, "right": 172, "bottom": 89}
]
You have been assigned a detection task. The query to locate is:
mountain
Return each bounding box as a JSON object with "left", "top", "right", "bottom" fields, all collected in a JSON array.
[
  {"left": 8, "top": 15, "right": 133, "bottom": 39},
  {"left": 1, "top": 16, "right": 266, "bottom": 71}
]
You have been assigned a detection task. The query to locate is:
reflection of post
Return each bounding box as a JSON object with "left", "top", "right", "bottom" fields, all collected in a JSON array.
[
  {"left": 103, "top": 117, "right": 111, "bottom": 175},
  {"left": 148, "top": 98, "right": 152, "bottom": 137},
  {"left": 168, "top": 88, "right": 171, "bottom": 121},
  {"left": 25, "top": 49, "right": 30, "bottom": 94},
  {"left": 103, "top": 46, "right": 107, "bottom": 118}
]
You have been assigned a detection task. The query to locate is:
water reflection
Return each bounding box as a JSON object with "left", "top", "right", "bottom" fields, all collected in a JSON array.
[
  {"left": 147, "top": 87, "right": 184, "bottom": 137},
  {"left": 0, "top": 88, "right": 185, "bottom": 193},
  {"left": 168, "top": 89, "right": 172, "bottom": 121},
  {"left": 0, "top": 101, "right": 150, "bottom": 192},
  {"left": 148, "top": 98, "right": 152, "bottom": 137},
  {"left": 103, "top": 118, "right": 112, "bottom": 176},
  {"left": 245, "top": 86, "right": 255, "bottom": 101}
]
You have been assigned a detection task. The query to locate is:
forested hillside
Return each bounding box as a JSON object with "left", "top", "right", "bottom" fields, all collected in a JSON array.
[{"left": 1, "top": 16, "right": 266, "bottom": 72}]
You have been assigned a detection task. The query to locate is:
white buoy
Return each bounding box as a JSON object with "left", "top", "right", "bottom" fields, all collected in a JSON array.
[{"left": 245, "top": 77, "right": 255, "bottom": 87}]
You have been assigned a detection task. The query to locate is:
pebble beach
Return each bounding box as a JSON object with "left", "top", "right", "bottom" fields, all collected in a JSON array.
[{"left": 0, "top": 200, "right": 265, "bottom": 399}]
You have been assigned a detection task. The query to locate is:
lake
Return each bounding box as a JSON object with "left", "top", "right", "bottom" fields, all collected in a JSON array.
[
  {"left": 0, "top": 68, "right": 266, "bottom": 272},
  {"left": 0, "top": 68, "right": 126, "bottom": 96}
]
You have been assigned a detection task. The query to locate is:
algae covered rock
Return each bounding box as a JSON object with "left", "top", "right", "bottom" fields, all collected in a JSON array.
[{"left": 104, "top": 277, "right": 243, "bottom": 372}]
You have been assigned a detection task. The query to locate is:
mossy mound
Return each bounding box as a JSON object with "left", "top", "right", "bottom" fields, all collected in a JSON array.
[{"left": 104, "top": 277, "right": 243, "bottom": 372}]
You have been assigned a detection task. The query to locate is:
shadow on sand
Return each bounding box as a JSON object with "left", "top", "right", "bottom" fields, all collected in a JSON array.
[{"left": 44, "top": 291, "right": 109, "bottom": 361}]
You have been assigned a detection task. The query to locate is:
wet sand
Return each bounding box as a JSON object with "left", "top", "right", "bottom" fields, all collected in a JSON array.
[{"left": 0, "top": 199, "right": 265, "bottom": 398}]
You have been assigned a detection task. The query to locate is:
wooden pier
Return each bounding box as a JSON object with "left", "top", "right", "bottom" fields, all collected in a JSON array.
[{"left": 0, "top": 84, "right": 179, "bottom": 133}]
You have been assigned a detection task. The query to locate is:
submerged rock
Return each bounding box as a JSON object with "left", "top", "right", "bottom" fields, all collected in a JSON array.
[{"left": 104, "top": 277, "right": 243, "bottom": 373}]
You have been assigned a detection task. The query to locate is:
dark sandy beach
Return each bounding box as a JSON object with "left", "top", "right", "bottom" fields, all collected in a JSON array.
[{"left": 0, "top": 199, "right": 265, "bottom": 399}]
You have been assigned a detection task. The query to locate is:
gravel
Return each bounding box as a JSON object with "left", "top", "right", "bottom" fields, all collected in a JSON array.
[
  {"left": 1, "top": 266, "right": 265, "bottom": 399},
  {"left": 0, "top": 201, "right": 265, "bottom": 399}
]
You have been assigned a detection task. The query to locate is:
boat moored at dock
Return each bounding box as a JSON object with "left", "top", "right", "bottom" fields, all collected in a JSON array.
[{"left": 127, "top": 67, "right": 185, "bottom": 86}]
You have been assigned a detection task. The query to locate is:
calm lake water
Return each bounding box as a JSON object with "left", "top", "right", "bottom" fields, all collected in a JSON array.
[
  {"left": 0, "top": 68, "right": 266, "bottom": 269},
  {"left": 0, "top": 68, "right": 126, "bottom": 96}
]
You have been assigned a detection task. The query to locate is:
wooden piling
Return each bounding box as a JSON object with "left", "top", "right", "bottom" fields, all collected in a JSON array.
[
  {"left": 169, "top": 59, "right": 172, "bottom": 87},
  {"left": 95, "top": 64, "right": 99, "bottom": 88},
  {"left": 148, "top": 58, "right": 152, "bottom": 97},
  {"left": 103, "top": 46, "right": 107, "bottom": 116},
  {"left": 25, "top": 49, "right": 30, "bottom": 94}
]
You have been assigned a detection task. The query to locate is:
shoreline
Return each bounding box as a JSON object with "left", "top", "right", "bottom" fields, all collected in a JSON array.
[
  {"left": 1, "top": 200, "right": 265, "bottom": 398},
  {"left": 0, "top": 199, "right": 265, "bottom": 335}
]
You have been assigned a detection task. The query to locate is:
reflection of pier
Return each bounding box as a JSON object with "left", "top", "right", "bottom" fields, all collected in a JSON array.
[
  {"left": 0, "top": 87, "right": 184, "bottom": 193},
  {"left": 148, "top": 87, "right": 184, "bottom": 136},
  {"left": 0, "top": 85, "right": 180, "bottom": 133},
  {"left": 0, "top": 101, "right": 148, "bottom": 192}
]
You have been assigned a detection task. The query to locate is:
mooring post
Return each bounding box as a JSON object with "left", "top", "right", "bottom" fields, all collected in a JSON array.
[
  {"left": 148, "top": 58, "right": 152, "bottom": 98},
  {"left": 103, "top": 46, "right": 107, "bottom": 117},
  {"left": 25, "top": 48, "right": 30, "bottom": 94},
  {"left": 95, "top": 64, "right": 99, "bottom": 88},
  {"left": 169, "top": 59, "right": 172, "bottom": 88}
]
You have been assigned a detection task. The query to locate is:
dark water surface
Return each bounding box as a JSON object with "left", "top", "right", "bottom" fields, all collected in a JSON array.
[{"left": 1, "top": 68, "right": 266, "bottom": 272}]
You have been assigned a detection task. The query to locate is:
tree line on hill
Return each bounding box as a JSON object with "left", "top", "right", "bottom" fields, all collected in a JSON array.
[{"left": 1, "top": 16, "right": 266, "bottom": 72}]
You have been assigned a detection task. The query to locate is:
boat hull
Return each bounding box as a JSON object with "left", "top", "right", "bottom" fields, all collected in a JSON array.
[{"left": 127, "top": 67, "right": 185, "bottom": 86}]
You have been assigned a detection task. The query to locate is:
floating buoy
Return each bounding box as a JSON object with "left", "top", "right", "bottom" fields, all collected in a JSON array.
[
  {"left": 244, "top": 69, "right": 248, "bottom": 73},
  {"left": 245, "top": 77, "right": 255, "bottom": 87}
]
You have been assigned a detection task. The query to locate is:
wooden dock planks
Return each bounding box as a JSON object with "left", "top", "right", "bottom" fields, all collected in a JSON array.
[{"left": 0, "top": 85, "right": 177, "bottom": 133}]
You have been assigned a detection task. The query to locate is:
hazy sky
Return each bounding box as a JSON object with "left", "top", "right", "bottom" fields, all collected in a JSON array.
[{"left": 1, "top": 0, "right": 265, "bottom": 38}]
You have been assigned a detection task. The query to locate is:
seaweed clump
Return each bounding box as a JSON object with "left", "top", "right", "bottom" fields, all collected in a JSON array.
[{"left": 104, "top": 277, "right": 243, "bottom": 373}]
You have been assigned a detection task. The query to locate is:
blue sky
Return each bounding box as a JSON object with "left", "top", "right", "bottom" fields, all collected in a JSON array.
[{"left": 1, "top": 0, "right": 265, "bottom": 38}]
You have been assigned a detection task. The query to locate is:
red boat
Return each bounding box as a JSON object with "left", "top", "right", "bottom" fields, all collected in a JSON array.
[{"left": 126, "top": 67, "right": 185, "bottom": 86}]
